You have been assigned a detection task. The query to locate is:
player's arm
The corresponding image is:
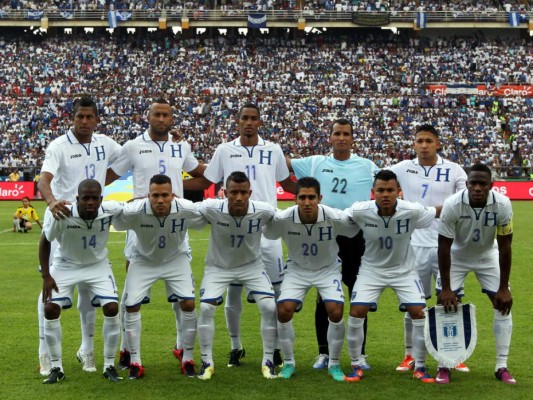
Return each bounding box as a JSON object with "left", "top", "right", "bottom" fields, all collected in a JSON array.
[
  {"left": 37, "top": 171, "right": 71, "bottom": 218},
  {"left": 39, "top": 234, "right": 58, "bottom": 303},
  {"left": 493, "top": 231, "right": 513, "bottom": 315},
  {"left": 187, "top": 163, "right": 207, "bottom": 178},
  {"left": 437, "top": 234, "right": 458, "bottom": 313},
  {"left": 106, "top": 167, "right": 120, "bottom": 186},
  {"left": 285, "top": 157, "right": 294, "bottom": 173},
  {"left": 279, "top": 176, "right": 296, "bottom": 194},
  {"left": 183, "top": 175, "right": 213, "bottom": 191}
]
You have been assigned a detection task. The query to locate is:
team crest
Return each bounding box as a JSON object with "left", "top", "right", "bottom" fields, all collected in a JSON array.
[{"left": 425, "top": 303, "right": 477, "bottom": 368}]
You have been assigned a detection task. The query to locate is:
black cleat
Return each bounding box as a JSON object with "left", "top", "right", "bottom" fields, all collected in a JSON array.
[
  {"left": 273, "top": 349, "right": 284, "bottom": 367},
  {"left": 128, "top": 363, "right": 145, "bottom": 380},
  {"left": 118, "top": 350, "right": 131, "bottom": 370},
  {"left": 43, "top": 367, "right": 65, "bottom": 384},
  {"left": 181, "top": 360, "right": 196, "bottom": 377},
  {"left": 103, "top": 366, "right": 123, "bottom": 382},
  {"left": 228, "top": 347, "right": 246, "bottom": 367}
]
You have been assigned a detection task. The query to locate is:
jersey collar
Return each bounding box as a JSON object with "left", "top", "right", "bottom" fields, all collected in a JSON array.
[{"left": 413, "top": 155, "right": 443, "bottom": 166}]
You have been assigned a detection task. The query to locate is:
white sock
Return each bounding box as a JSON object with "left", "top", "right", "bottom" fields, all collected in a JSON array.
[
  {"left": 225, "top": 285, "right": 243, "bottom": 350},
  {"left": 347, "top": 316, "right": 365, "bottom": 366},
  {"left": 404, "top": 312, "right": 413, "bottom": 356},
  {"left": 44, "top": 317, "right": 63, "bottom": 371},
  {"left": 172, "top": 302, "right": 182, "bottom": 349},
  {"left": 125, "top": 311, "right": 142, "bottom": 365},
  {"left": 494, "top": 310, "right": 512, "bottom": 371},
  {"left": 78, "top": 287, "right": 96, "bottom": 354},
  {"left": 412, "top": 318, "right": 427, "bottom": 369},
  {"left": 180, "top": 309, "right": 197, "bottom": 363},
  {"left": 256, "top": 296, "right": 276, "bottom": 365},
  {"left": 272, "top": 284, "right": 281, "bottom": 351},
  {"left": 13, "top": 218, "right": 21, "bottom": 230},
  {"left": 37, "top": 292, "right": 47, "bottom": 356},
  {"left": 277, "top": 320, "right": 295, "bottom": 366},
  {"left": 198, "top": 302, "right": 216, "bottom": 366},
  {"left": 119, "top": 292, "right": 128, "bottom": 352},
  {"left": 327, "top": 318, "right": 345, "bottom": 367},
  {"left": 103, "top": 314, "right": 120, "bottom": 369}
]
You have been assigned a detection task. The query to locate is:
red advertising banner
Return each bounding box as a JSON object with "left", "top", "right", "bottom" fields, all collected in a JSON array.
[
  {"left": 492, "top": 181, "right": 533, "bottom": 200},
  {"left": 0, "top": 182, "right": 35, "bottom": 200},
  {"left": 477, "top": 85, "right": 533, "bottom": 97}
]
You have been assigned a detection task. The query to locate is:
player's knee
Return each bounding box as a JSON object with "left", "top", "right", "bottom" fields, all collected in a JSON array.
[
  {"left": 103, "top": 301, "right": 119, "bottom": 317},
  {"left": 327, "top": 307, "right": 344, "bottom": 323},
  {"left": 257, "top": 296, "right": 276, "bottom": 316},
  {"left": 408, "top": 307, "right": 425, "bottom": 320},
  {"left": 126, "top": 305, "right": 141, "bottom": 313},
  {"left": 349, "top": 306, "right": 368, "bottom": 319},
  {"left": 180, "top": 299, "right": 195, "bottom": 312},
  {"left": 277, "top": 305, "right": 294, "bottom": 323},
  {"left": 44, "top": 303, "right": 61, "bottom": 320}
]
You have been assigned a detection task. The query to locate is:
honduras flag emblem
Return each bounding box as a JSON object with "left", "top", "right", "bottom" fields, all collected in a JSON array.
[
  {"left": 425, "top": 303, "right": 477, "bottom": 368},
  {"left": 248, "top": 14, "right": 267, "bottom": 29}
]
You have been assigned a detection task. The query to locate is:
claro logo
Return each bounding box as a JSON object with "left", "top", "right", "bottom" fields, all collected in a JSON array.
[{"left": 0, "top": 183, "right": 25, "bottom": 197}]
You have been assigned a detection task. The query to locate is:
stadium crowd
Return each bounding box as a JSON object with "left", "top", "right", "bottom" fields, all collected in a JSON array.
[
  {"left": 1, "top": 0, "right": 532, "bottom": 12},
  {"left": 0, "top": 29, "right": 532, "bottom": 178}
]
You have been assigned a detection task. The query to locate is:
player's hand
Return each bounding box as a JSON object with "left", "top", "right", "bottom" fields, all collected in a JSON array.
[
  {"left": 437, "top": 288, "right": 458, "bottom": 313},
  {"left": 48, "top": 200, "right": 72, "bottom": 220},
  {"left": 42, "top": 275, "right": 58, "bottom": 303},
  {"left": 492, "top": 287, "right": 513, "bottom": 315},
  {"left": 170, "top": 128, "right": 184, "bottom": 143}
]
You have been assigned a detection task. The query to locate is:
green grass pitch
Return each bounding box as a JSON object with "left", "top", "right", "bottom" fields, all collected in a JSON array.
[{"left": 0, "top": 200, "right": 531, "bottom": 399}]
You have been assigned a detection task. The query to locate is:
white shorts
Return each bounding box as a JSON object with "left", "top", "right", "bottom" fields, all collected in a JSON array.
[
  {"left": 350, "top": 269, "right": 426, "bottom": 312},
  {"left": 123, "top": 253, "right": 196, "bottom": 308},
  {"left": 124, "top": 230, "right": 192, "bottom": 261},
  {"left": 277, "top": 264, "right": 344, "bottom": 311},
  {"left": 49, "top": 260, "right": 118, "bottom": 309},
  {"left": 436, "top": 253, "right": 503, "bottom": 296},
  {"left": 261, "top": 235, "right": 284, "bottom": 285},
  {"left": 200, "top": 260, "right": 274, "bottom": 305},
  {"left": 411, "top": 245, "right": 439, "bottom": 299}
]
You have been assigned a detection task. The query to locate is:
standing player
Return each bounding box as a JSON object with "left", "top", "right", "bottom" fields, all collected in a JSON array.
[
  {"left": 40, "top": 179, "right": 123, "bottom": 384},
  {"left": 436, "top": 164, "right": 515, "bottom": 385},
  {"left": 13, "top": 196, "right": 43, "bottom": 232},
  {"left": 184, "top": 102, "right": 295, "bottom": 367},
  {"left": 106, "top": 98, "right": 205, "bottom": 369},
  {"left": 112, "top": 174, "right": 204, "bottom": 379},
  {"left": 195, "top": 172, "right": 278, "bottom": 380},
  {"left": 388, "top": 124, "right": 468, "bottom": 372},
  {"left": 345, "top": 170, "right": 440, "bottom": 384},
  {"left": 264, "top": 177, "right": 358, "bottom": 381},
  {"left": 287, "top": 118, "right": 378, "bottom": 370},
  {"left": 37, "top": 96, "right": 121, "bottom": 376}
]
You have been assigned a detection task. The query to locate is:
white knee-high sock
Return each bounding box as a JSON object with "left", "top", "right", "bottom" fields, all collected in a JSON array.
[
  {"left": 172, "top": 302, "right": 182, "bottom": 349},
  {"left": 404, "top": 313, "right": 413, "bottom": 356},
  {"left": 225, "top": 285, "right": 243, "bottom": 349},
  {"left": 119, "top": 292, "right": 128, "bottom": 352},
  {"left": 198, "top": 302, "right": 216, "bottom": 365},
  {"left": 347, "top": 316, "right": 365, "bottom": 366},
  {"left": 13, "top": 218, "right": 21, "bottom": 230},
  {"left": 103, "top": 314, "right": 120, "bottom": 369},
  {"left": 44, "top": 317, "right": 63, "bottom": 371},
  {"left": 78, "top": 287, "right": 96, "bottom": 354},
  {"left": 37, "top": 293, "right": 47, "bottom": 356},
  {"left": 411, "top": 318, "right": 427, "bottom": 369},
  {"left": 277, "top": 320, "right": 295, "bottom": 366},
  {"left": 494, "top": 310, "right": 512, "bottom": 370},
  {"left": 125, "top": 311, "right": 142, "bottom": 365},
  {"left": 180, "top": 309, "right": 197, "bottom": 363},
  {"left": 327, "top": 319, "right": 345, "bottom": 367},
  {"left": 257, "top": 296, "right": 276, "bottom": 364}
]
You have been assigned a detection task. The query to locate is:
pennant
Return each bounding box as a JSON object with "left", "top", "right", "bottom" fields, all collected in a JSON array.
[
  {"left": 425, "top": 303, "right": 477, "bottom": 368},
  {"left": 108, "top": 10, "right": 117, "bottom": 29},
  {"left": 248, "top": 13, "right": 266, "bottom": 29}
]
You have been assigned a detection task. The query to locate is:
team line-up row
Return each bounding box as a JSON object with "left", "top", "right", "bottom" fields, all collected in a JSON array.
[{"left": 36, "top": 97, "right": 515, "bottom": 385}]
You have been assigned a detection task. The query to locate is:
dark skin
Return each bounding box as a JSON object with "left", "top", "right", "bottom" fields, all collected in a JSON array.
[
  {"left": 41, "top": 185, "right": 118, "bottom": 319},
  {"left": 437, "top": 170, "right": 513, "bottom": 315}
]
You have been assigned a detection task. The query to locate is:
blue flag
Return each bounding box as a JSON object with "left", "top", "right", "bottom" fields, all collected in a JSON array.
[
  {"left": 416, "top": 12, "right": 426, "bottom": 29},
  {"left": 508, "top": 12, "right": 520, "bottom": 27},
  {"left": 248, "top": 14, "right": 266, "bottom": 29},
  {"left": 28, "top": 10, "right": 44, "bottom": 20},
  {"left": 60, "top": 11, "right": 74, "bottom": 20},
  {"left": 117, "top": 11, "right": 132, "bottom": 21},
  {"left": 108, "top": 10, "right": 117, "bottom": 29}
]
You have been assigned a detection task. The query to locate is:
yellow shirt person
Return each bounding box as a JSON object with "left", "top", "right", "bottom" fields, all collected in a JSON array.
[{"left": 13, "top": 197, "right": 42, "bottom": 232}]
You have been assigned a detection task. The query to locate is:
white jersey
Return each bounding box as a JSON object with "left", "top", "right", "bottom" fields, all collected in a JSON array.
[
  {"left": 203, "top": 136, "right": 290, "bottom": 207},
  {"left": 197, "top": 198, "right": 275, "bottom": 269},
  {"left": 41, "top": 129, "right": 121, "bottom": 202},
  {"left": 112, "top": 197, "right": 204, "bottom": 263},
  {"left": 439, "top": 189, "right": 513, "bottom": 260},
  {"left": 389, "top": 156, "right": 466, "bottom": 247},
  {"left": 346, "top": 199, "right": 436, "bottom": 277},
  {"left": 110, "top": 130, "right": 198, "bottom": 197},
  {"left": 43, "top": 200, "right": 123, "bottom": 266},
  {"left": 264, "top": 204, "right": 358, "bottom": 271}
]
